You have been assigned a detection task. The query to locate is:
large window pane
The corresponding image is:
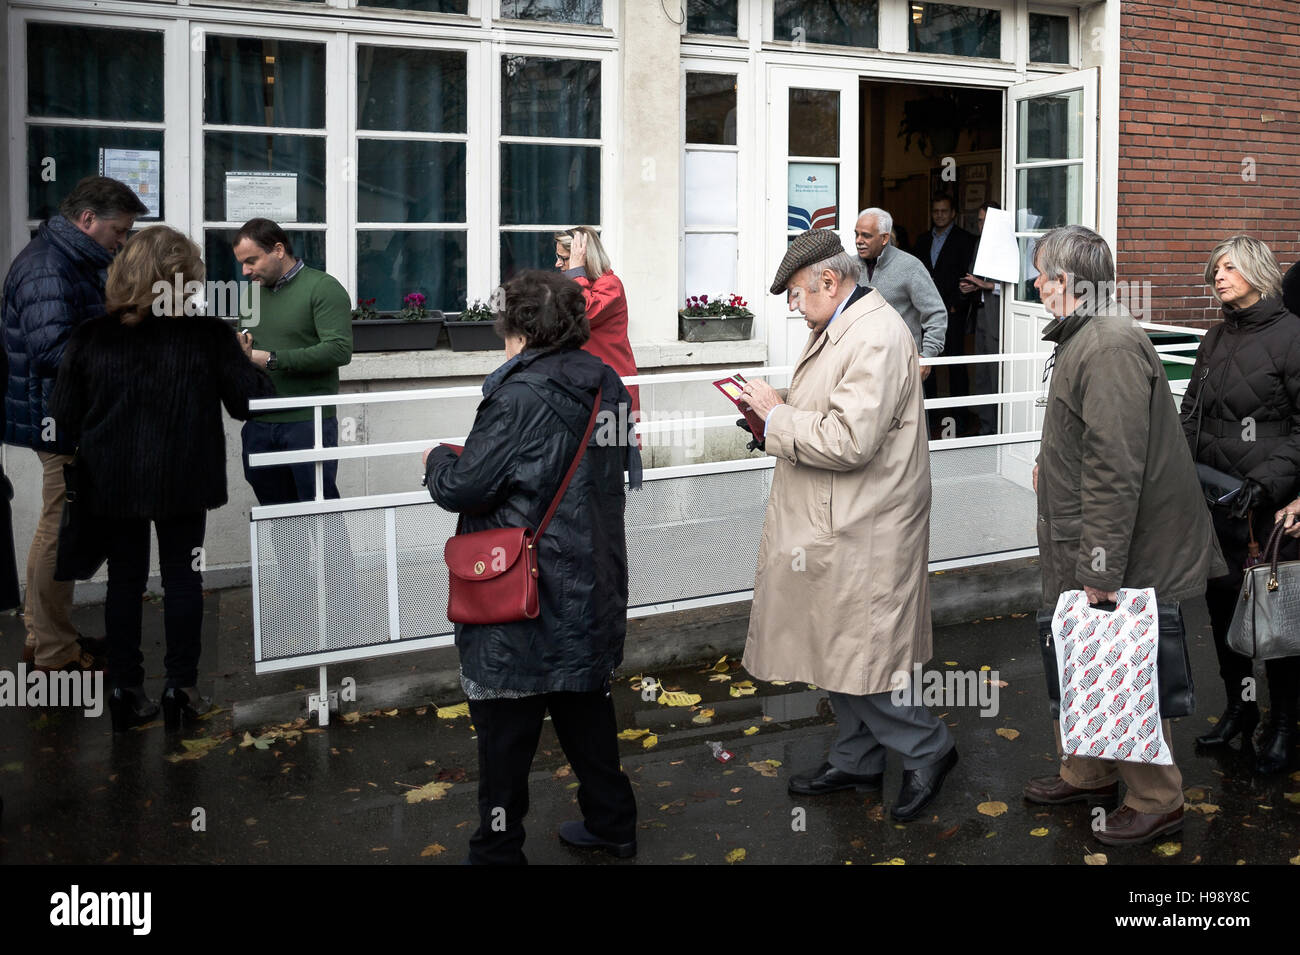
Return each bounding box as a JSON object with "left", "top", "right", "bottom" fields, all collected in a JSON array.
[
  {"left": 205, "top": 37, "right": 326, "bottom": 129},
  {"left": 1017, "top": 236, "right": 1041, "bottom": 303},
  {"left": 684, "top": 234, "right": 738, "bottom": 298},
  {"left": 686, "top": 73, "right": 737, "bottom": 146},
  {"left": 788, "top": 89, "right": 838, "bottom": 156},
  {"left": 500, "top": 0, "right": 601, "bottom": 25},
  {"left": 501, "top": 232, "right": 562, "bottom": 282},
  {"left": 203, "top": 229, "right": 327, "bottom": 314},
  {"left": 685, "top": 152, "right": 737, "bottom": 227},
  {"left": 1030, "top": 13, "right": 1071, "bottom": 64},
  {"left": 204, "top": 132, "right": 326, "bottom": 222},
  {"left": 358, "top": 231, "right": 467, "bottom": 312},
  {"left": 1017, "top": 165, "right": 1082, "bottom": 231},
  {"left": 360, "top": 0, "right": 468, "bottom": 11},
  {"left": 1018, "top": 92, "right": 1083, "bottom": 161},
  {"left": 358, "top": 48, "right": 466, "bottom": 133},
  {"left": 28, "top": 126, "right": 164, "bottom": 221},
  {"left": 500, "top": 144, "right": 600, "bottom": 225},
  {"left": 28, "top": 24, "right": 163, "bottom": 123},
  {"left": 773, "top": 0, "right": 878, "bottom": 49},
  {"left": 910, "top": 3, "right": 1000, "bottom": 58},
  {"left": 502, "top": 57, "right": 601, "bottom": 138},
  {"left": 358, "top": 141, "right": 466, "bottom": 223},
  {"left": 687, "top": 0, "right": 738, "bottom": 36}
]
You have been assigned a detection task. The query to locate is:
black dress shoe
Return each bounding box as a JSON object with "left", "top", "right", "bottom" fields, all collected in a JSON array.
[
  {"left": 787, "top": 762, "right": 883, "bottom": 795},
  {"left": 891, "top": 747, "right": 958, "bottom": 822},
  {"left": 108, "top": 687, "right": 160, "bottom": 733},
  {"left": 162, "top": 687, "right": 213, "bottom": 730},
  {"left": 1254, "top": 711, "right": 1294, "bottom": 775},
  {"left": 1195, "top": 701, "right": 1259, "bottom": 747},
  {"left": 557, "top": 821, "right": 636, "bottom": 859}
]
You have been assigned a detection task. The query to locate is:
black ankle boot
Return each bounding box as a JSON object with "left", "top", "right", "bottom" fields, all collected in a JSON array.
[
  {"left": 162, "top": 687, "right": 213, "bottom": 730},
  {"left": 108, "top": 686, "right": 160, "bottom": 733},
  {"left": 1196, "top": 699, "right": 1259, "bottom": 747},
  {"left": 1255, "top": 706, "right": 1295, "bottom": 774}
]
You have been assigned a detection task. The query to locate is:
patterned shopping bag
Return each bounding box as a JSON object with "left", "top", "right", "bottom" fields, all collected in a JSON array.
[{"left": 1053, "top": 588, "right": 1173, "bottom": 765}]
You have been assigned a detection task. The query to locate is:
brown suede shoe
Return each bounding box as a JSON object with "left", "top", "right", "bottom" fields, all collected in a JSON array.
[
  {"left": 33, "top": 650, "right": 102, "bottom": 674},
  {"left": 1023, "top": 774, "right": 1119, "bottom": 805},
  {"left": 1093, "top": 805, "right": 1184, "bottom": 846}
]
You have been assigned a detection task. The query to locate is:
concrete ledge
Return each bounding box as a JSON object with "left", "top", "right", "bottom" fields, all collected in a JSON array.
[{"left": 341, "top": 338, "right": 770, "bottom": 382}]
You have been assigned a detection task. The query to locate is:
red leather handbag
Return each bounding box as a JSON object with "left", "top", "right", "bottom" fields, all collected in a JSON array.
[{"left": 444, "top": 388, "right": 603, "bottom": 625}]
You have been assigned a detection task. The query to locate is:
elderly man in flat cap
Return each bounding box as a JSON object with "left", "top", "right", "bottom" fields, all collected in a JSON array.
[{"left": 738, "top": 229, "right": 958, "bottom": 822}]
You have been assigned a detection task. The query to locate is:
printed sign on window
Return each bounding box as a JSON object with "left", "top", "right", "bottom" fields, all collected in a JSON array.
[
  {"left": 225, "top": 172, "right": 298, "bottom": 223},
  {"left": 787, "top": 163, "right": 837, "bottom": 231},
  {"left": 99, "top": 149, "right": 161, "bottom": 219}
]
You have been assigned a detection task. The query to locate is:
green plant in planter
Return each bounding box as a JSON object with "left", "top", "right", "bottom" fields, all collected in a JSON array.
[
  {"left": 397, "top": 292, "right": 428, "bottom": 321},
  {"left": 681, "top": 293, "right": 752, "bottom": 319},
  {"left": 351, "top": 296, "right": 379, "bottom": 321},
  {"left": 457, "top": 299, "right": 495, "bottom": 322}
]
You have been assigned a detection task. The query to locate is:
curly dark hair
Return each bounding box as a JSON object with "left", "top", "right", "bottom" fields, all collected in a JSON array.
[{"left": 494, "top": 270, "right": 590, "bottom": 350}]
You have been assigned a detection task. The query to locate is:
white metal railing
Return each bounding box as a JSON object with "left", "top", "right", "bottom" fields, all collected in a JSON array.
[{"left": 247, "top": 334, "right": 1203, "bottom": 722}]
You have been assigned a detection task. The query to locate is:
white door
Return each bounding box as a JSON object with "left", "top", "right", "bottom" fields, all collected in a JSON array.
[
  {"left": 766, "top": 67, "right": 859, "bottom": 367},
  {"left": 1002, "top": 68, "right": 1099, "bottom": 441}
]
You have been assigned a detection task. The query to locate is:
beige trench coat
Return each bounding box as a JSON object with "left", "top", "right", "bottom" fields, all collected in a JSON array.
[{"left": 743, "top": 288, "right": 933, "bottom": 696}]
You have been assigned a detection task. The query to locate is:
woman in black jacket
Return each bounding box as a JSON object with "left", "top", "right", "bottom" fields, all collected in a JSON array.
[
  {"left": 423, "top": 269, "right": 641, "bottom": 865},
  {"left": 1181, "top": 235, "right": 1300, "bottom": 773},
  {"left": 50, "top": 226, "right": 273, "bottom": 732}
]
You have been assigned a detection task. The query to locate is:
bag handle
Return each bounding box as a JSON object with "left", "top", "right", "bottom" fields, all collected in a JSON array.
[
  {"left": 1266, "top": 517, "right": 1288, "bottom": 591},
  {"left": 534, "top": 387, "right": 603, "bottom": 542}
]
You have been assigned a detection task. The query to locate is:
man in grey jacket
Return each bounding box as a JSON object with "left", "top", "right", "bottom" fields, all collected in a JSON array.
[{"left": 854, "top": 208, "right": 946, "bottom": 380}]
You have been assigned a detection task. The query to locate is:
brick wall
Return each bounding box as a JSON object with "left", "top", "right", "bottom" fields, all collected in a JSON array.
[{"left": 1119, "top": 0, "right": 1300, "bottom": 325}]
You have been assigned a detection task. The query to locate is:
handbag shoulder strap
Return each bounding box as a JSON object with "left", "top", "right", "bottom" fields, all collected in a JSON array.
[{"left": 534, "top": 387, "right": 603, "bottom": 541}]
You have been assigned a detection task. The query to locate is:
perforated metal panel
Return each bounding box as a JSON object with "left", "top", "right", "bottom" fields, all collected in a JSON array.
[{"left": 251, "top": 440, "right": 1042, "bottom": 670}]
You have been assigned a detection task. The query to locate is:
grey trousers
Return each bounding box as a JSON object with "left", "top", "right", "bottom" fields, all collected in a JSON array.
[{"left": 828, "top": 690, "right": 954, "bottom": 773}]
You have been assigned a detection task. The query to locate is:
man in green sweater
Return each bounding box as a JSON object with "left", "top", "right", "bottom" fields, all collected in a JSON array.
[{"left": 234, "top": 218, "right": 352, "bottom": 505}]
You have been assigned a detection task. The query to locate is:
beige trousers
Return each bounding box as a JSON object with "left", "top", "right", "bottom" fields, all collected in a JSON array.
[
  {"left": 25, "top": 450, "right": 80, "bottom": 668},
  {"left": 1054, "top": 718, "right": 1184, "bottom": 813}
]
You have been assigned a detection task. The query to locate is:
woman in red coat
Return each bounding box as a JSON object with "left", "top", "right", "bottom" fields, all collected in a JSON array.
[{"left": 555, "top": 228, "right": 640, "bottom": 420}]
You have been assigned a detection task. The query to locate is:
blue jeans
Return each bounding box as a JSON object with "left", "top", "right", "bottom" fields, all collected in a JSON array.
[{"left": 241, "top": 417, "right": 340, "bottom": 506}]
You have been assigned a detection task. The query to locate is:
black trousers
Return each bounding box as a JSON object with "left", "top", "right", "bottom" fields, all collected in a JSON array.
[
  {"left": 1205, "top": 579, "right": 1300, "bottom": 711},
  {"left": 103, "top": 512, "right": 207, "bottom": 689},
  {"left": 466, "top": 690, "right": 637, "bottom": 865}
]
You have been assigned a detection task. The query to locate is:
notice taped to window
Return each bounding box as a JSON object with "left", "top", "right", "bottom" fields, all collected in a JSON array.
[
  {"left": 225, "top": 172, "right": 298, "bottom": 223},
  {"left": 99, "top": 148, "right": 161, "bottom": 219}
]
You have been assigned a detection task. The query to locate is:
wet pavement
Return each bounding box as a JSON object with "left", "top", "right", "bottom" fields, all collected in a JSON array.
[{"left": 1, "top": 593, "right": 1298, "bottom": 867}]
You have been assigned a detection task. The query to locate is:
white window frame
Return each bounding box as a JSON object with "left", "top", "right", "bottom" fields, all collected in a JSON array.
[
  {"left": 1026, "top": 4, "right": 1079, "bottom": 69},
  {"left": 888, "top": 0, "right": 1017, "bottom": 62},
  {"left": 680, "top": 0, "right": 751, "bottom": 44},
  {"left": 766, "top": 0, "right": 885, "bottom": 51},
  {"left": 490, "top": 43, "right": 617, "bottom": 292}
]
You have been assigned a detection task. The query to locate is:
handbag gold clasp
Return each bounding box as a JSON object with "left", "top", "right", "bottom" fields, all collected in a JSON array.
[
  {"left": 1267, "top": 575, "right": 1279, "bottom": 592},
  {"left": 474, "top": 560, "right": 485, "bottom": 575}
]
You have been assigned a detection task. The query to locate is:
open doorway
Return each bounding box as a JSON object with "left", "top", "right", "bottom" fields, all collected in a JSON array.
[{"left": 859, "top": 80, "right": 1003, "bottom": 436}]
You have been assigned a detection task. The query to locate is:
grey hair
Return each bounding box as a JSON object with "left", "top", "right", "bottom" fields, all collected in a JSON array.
[
  {"left": 797, "top": 251, "right": 861, "bottom": 288},
  {"left": 1204, "top": 235, "right": 1282, "bottom": 301},
  {"left": 856, "top": 208, "right": 893, "bottom": 235},
  {"left": 1034, "top": 225, "right": 1115, "bottom": 290}
]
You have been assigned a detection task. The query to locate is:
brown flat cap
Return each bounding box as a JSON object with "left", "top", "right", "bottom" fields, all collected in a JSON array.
[{"left": 769, "top": 229, "right": 848, "bottom": 294}]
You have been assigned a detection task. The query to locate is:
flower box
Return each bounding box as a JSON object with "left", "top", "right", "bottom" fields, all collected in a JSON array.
[
  {"left": 444, "top": 319, "right": 502, "bottom": 352},
  {"left": 678, "top": 311, "right": 754, "bottom": 342},
  {"left": 351, "top": 314, "right": 444, "bottom": 353}
]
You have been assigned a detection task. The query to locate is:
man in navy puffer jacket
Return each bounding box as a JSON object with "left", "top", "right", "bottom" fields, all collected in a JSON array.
[{"left": 2, "top": 176, "right": 147, "bottom": 671}]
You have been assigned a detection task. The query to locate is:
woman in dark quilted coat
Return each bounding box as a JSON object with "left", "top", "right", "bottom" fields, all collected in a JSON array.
[
  {"left": 1181, "top": 235, "right": 1300, "bottom": 773},
  {"left": 423, "top": 269, "right": 641, "bottom": 865}
]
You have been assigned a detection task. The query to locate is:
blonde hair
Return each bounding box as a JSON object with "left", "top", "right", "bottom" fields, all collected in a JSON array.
[
  {"left": 554, "top": 226, "right": 612, "bottom": 280},
  {"left": 1204, "top": 235, "right": 1283, "bottom": 302},
  {"left": 106, "top": 225, "right": 205, "bottom": 326}
]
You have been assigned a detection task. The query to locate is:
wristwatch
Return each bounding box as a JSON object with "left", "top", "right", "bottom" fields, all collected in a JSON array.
[{"left": 266, "top": 351, "right": 278, "bottom": 370}]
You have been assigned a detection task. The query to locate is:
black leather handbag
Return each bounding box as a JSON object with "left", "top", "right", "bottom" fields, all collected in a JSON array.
[
  {"left": 53, "top": 457, "right": 108, "bottom": 582},
  {"left": 1037, "top": 597, "right": 1196, "bottom": 719}
]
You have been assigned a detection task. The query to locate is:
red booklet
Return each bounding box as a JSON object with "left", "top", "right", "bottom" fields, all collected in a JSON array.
[
  {"left": 713, "top": 375, "right": 765, "bottom": 441},
  {"left": 440, "top": 443, "right": 464, "bottom": 455}
]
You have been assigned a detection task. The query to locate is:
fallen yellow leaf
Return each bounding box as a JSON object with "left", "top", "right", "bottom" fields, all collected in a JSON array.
[
  {"left": 1186, "top": 803, "right": 1220, "bottom": 815},
  {"left": 642, "top": 735, "right": 659, "bottom": 749},
  {"left": 944, "top": 661, "right": 958, "bottom": 666},
  {"left": 1084, "top": 852, "right": 1108, "bottom": 866},
  {"left": 1282, "top": 792, "right": 1300, "bottom": 804},
  {"left": 405, "top": 781, "right": 453, "bottom": 804},
  {"left": 616, "top": 728, "right": 650, "bottom": 741},
  {"left": 420, "top": 843, "right": 447, "bottom": 857},
  {"left": 872, "top": 857, "right": 906, "bottom": 865},
  {"left": 725, "top": 848, "right": 746, "bottom": 864},
  {"left": 747, "top": 759, "right": 782, "bottom": 777},
  {"left": 1291, "top": 853, "right": 1300, "bottom": 865},
  {"left": 742, "top": 726, "right": 759, "bottom": 736},
  {"left": 977, "top": 801, "right": 1008, "bottom": 817},
  {"left": 1029, "top": 827, "right": 1049, "bottom": 837},
  {"left": 435, "top": 702, "right": 470, "bottom": 720},
  {"left": 979, "top": 665, "right": 991, "bottom": 671},
  {"left": 1152, "top": 841, "right": 1181, "bottom": 857},
  {"left": 658, "top": 690, "right": 702, "bottom": 707},
  {"left": 675, "top": 852, "right": 696, "bottom": 861},
  {"left": 1184, "top": 787, "right": 1207, "bottom": 801},
  {"left": 770, "top": 680, "right": 790, "bottom": 686},
  {"left": 995, "top": 728, "right": 1020, "bottom": 741},
  {"left": 708, "top": 674, "right": 733, "bottom": 683},
  {"left": 729, "top": 685, "right": 757, "bottom": 698},
  {"left": 341, "top": 711, "right": 361, "bottom": 723},
  {"left": 691, "top": 710, "right": 715, "bottom": 725},
  {"left": 713, "top": 656, "right": 729, "bottom": 672}
]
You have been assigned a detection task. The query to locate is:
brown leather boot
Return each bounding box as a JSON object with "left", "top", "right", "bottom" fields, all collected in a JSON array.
[
  {"left": 1023, "top": 774, "right": 1119, "bottom": 805},
  {"left": 1093, "top": 805, "right": 1184, "bottom": 846}
]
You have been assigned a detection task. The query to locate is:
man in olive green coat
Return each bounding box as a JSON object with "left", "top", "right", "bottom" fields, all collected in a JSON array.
[{"left": 1025, "top": 226, "right": 1226, "bottom": 846}]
